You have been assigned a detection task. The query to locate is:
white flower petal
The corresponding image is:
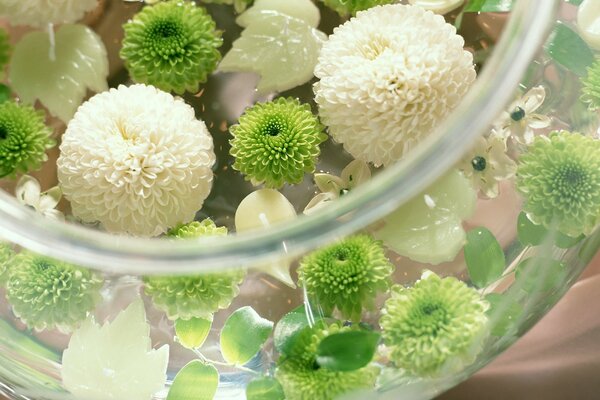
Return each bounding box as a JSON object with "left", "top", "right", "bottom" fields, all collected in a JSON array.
[
  {"left": 314, "top": 173, "right": 345, "bottom": 194},
  {"left": 522, "top": 86, "right": 546, "bottom": 114},
  {"left": 15, "top": 175, "right": 41, "bottom": 208},
  {"left": 341, "top": 160, "right": 371, "bottom": 188},
  {"left": 303, "top": 192, "right": 338, "bottom": 215}
]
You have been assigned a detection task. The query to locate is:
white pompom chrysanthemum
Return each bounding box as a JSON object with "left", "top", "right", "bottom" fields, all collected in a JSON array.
[
  {"left": 58, "top": 84, "right": 216, "bottom": 237},
  {"left": 0, "top": 0, "right": 98, "bottom": 29},
  {"left": 314, "top": 4, "right": 476, "bottom": 166}
]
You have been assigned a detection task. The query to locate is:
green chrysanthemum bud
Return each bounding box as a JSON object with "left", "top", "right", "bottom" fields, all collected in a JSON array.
[
  {"left": 230, "top": 97, "right": 327, "bottom": 188},
  {"left": 0, "top": 27, "right": 10, "bottom": 77},
  {"left": 5, "top": 252, "right": 103, "bottom": 333},
  {"left": 276, "top": 322, "right": 379, "bottom": 400},
  {"left": 120, "top": 0, "right": 223, "bottom": 94},
  {"left": 320, "top": 0, "right": 394, "bottom": 16},
  {"left": 581, "top": 58, "right": 600, "bottom": 111},
  {"left": 0, "top": 101, "right": 54, "bottom": 178},
  {"left": 298, "top": 234, "right": 394, "bottom": 322},
  {"left": 380, "top": 271, "right": 489, "bottom": 377},
  {"left": 517, "top": 131, "right": 600, "bottom": 237},
  {"left": 144, "top": 219, "right": 246, "bottom": 320}
]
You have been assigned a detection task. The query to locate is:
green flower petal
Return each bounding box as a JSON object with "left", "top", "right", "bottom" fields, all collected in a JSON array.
[
  {"left": 121, "top": 0, "right": 223, "bottom": 94},
  {"left": 0, "top": 242, "right": 14, "bottom": 283},
  {"left": 380, "top": 271, "right": 489, "bottom": 377},
  {"left": 230, "top": 98, "right": 327, "bottom": 188},
  {"left": 5, "top": 252, "right": 103, "bottom": 333},
  {"left": 276, "top": 322, "right": 379, "bottom": 400},
  {"left": 581, "top": 58, "right": 600, "bottom": 111},
  {"left": 517, "top": 131, "right": 600, "bottom": 237},
  {"left": 298, "top": 234, "right": 394, "bottom": 322},
  {"left": 320, "top": 0, "right": 394, "bottom": 16},
  {"left": 144, "top": 219, "right": 245, "bottom": 320},
  {"left": 0, "top": 101, "right": 54, "bottom": 178}
]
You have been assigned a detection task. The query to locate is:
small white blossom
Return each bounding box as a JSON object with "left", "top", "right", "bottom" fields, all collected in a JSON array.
[
  {"left": 15, "top": 175, "right": 64, "bottom": 221},
  {"left": 494, "top": 86, "right": 551, "bottom": 145},
  {"left": 458, "top": 136, "right": 516, "bottom": 198},
  {"left": 304, "top": 160, "right": 371, "bottom": 214},
  {"left": 314, "top": 4, "right": 476, "bottom": 166}
]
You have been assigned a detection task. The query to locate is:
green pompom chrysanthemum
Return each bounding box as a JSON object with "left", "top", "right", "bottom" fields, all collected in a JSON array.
[
  {"left": 120, "top": 0, "right": 223, "bottom": 94},
  {"left": 167, "top": 218, "right": 228, "bottom": 239},
  {"left": 298, "top": 234, "right": 394, "bottom": 322},
  {"left": 0, "top": 28, "right": 10, "bottom": 78},
  {"left": 5, "top": 252, "right": 103, "bottom": 333},
  {"left": 380, "top": 271, "right": 489, "bottom": 377},
  {"left": 517, "top": 131, "right": 600, "bottom": 237},
  {"left": 0, "top": 101, "right": 54, "bottom": 178},
  {"left": 320, "top": 0, "right": 394, "bottom": 16},
  {"left": 230, "top": 97, "right": 327, "bottom": 188},
  {"left": 276, "top": 322, "right": 379, "bottom": 400},
  {"left": 581, "top": 58, "right": 600, "bottom": 111},
  {"left": 144, "top": 219, "right": 245, "bottom": 320}
]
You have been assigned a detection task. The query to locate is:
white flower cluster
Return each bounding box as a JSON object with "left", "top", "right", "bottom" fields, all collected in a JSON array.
[
  {"left": 314, "top": 4, "right": 476, "bottom": 166},
  {"left": 0, "top": 0, "right": 98, "bottom": 29},
  {"left": 57, "top": 84, "right": 216, "bottom": 237}
]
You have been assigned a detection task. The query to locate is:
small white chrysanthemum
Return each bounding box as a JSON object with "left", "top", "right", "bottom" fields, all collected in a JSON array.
[
  {"left": 0, "top": 0, "right": 98, "bottom": 29},
  {"left": 314, "top": 4, "right": 476, "bottom": 167},
  {"left": 15, "top": 175, "right": 64, "bottom": 221},
  {"left": 458, "top": 135, "right": 516, "bottom": 198},
  {"left": 57, "top": 84, "right": 216, "bottom": 237},
  {"left": 493, "top": 86, "right": 551, "bottom": 145}
]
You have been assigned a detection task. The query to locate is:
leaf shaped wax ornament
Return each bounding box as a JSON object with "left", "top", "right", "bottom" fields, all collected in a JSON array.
[
  {"left": 9, "top": 24, "right": 108, "bottom": 123},
  {"left": 219, "top": 0, "right": 327, "bottom": 94},
  {"left": 62, "top": 299, "right": 169, "bottom": 400},
  {"left": 373, "top": 170, "right": 477, "bottom": 265}
]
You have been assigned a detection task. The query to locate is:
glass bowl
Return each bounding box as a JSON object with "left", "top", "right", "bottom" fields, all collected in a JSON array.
[{"left": 0, "top": 0, "right": 598, "bottom": 399}]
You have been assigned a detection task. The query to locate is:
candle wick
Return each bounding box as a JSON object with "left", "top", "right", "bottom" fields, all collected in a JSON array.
[{"left": 47, "top": 23, "right": 56, "bottom": 62}]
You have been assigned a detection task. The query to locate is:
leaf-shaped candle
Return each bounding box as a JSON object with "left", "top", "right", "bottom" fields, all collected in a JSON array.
[
  {"left": 373, "top": 170, "right": 477, "bottom": 265},
  {"left": 9, "top": 24, "right": 108, "bottom": 123},
  {"left": 219, "top": 0, "right": 327, "bottom": 94},
  {"left": 62, "top": 299, "right": 169, "bottom": 400}
]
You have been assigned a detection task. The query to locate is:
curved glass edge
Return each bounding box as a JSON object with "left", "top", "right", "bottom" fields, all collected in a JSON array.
[{"left": 0, "top": 0, "right": 560, "bottom": 274}]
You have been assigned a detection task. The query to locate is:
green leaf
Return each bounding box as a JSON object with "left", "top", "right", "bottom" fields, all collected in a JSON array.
[
  {"left": 554, "top": 232, "right": 585, "bottom": 249},
  {"left": 517, "top": 212, "right": 548, "bottom": 246},
  {"left": 566, "top": 0, "right": 584, "bottom": 5},
  {"left": 464, "top": 227, "right": 506, "bottom": 288},
  {"left": 485, "top": 293, "right": 523, "bottom": 337},
  {"left": 246, "top": 377, "right": 285, "bottom": 400},
  {"left": 220, "top": 306, "right": 273, "bottom": 365},
  {"left": 175, "top": 317, "right": 212, "bottom": 349},
  {"left": 464, "top": 0, "right": 514, "bottom": 12},
  {"left": 545, "top": 22, "right": 594, "bottom": 77},
  {"left": 316, "top": 330, "right": 380, "bottom": 372},
  {"left": 9, "top": 24, "right": 108, "bottom": 122},
  {"left": 0, "top": 84, "right": 10, "bottom": 104},
  {"left": 515, "top": 257, "right": 567, "bottom": 293},
  {"left": 273, "top": 305, "right": 319, "bottom": 356},
  {"left": 167, "top": 360, "right": 218, "bottom": 400}
]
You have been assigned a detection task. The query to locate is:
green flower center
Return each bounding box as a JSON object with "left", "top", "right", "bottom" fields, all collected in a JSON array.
[
  {"left": 410, "top": 299, "right": 450, "bottom": 336},
  {"left": 262, "top": 118, "right": 284, "bottom": 137},
  {"left": 471, "top": 156, "right": 487, "bottom": 172},
  {"left": 145, "top": 18, "right": 187, "bottom": 59},
  {"left": 510, "top": 106, "right": 526, "bottom": 122},
  {"left": 0, "top": 125, "right": 7, "bottom": 140},
  {"left": 551, "top": 162, "right": 589, "bottom": 198}
]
